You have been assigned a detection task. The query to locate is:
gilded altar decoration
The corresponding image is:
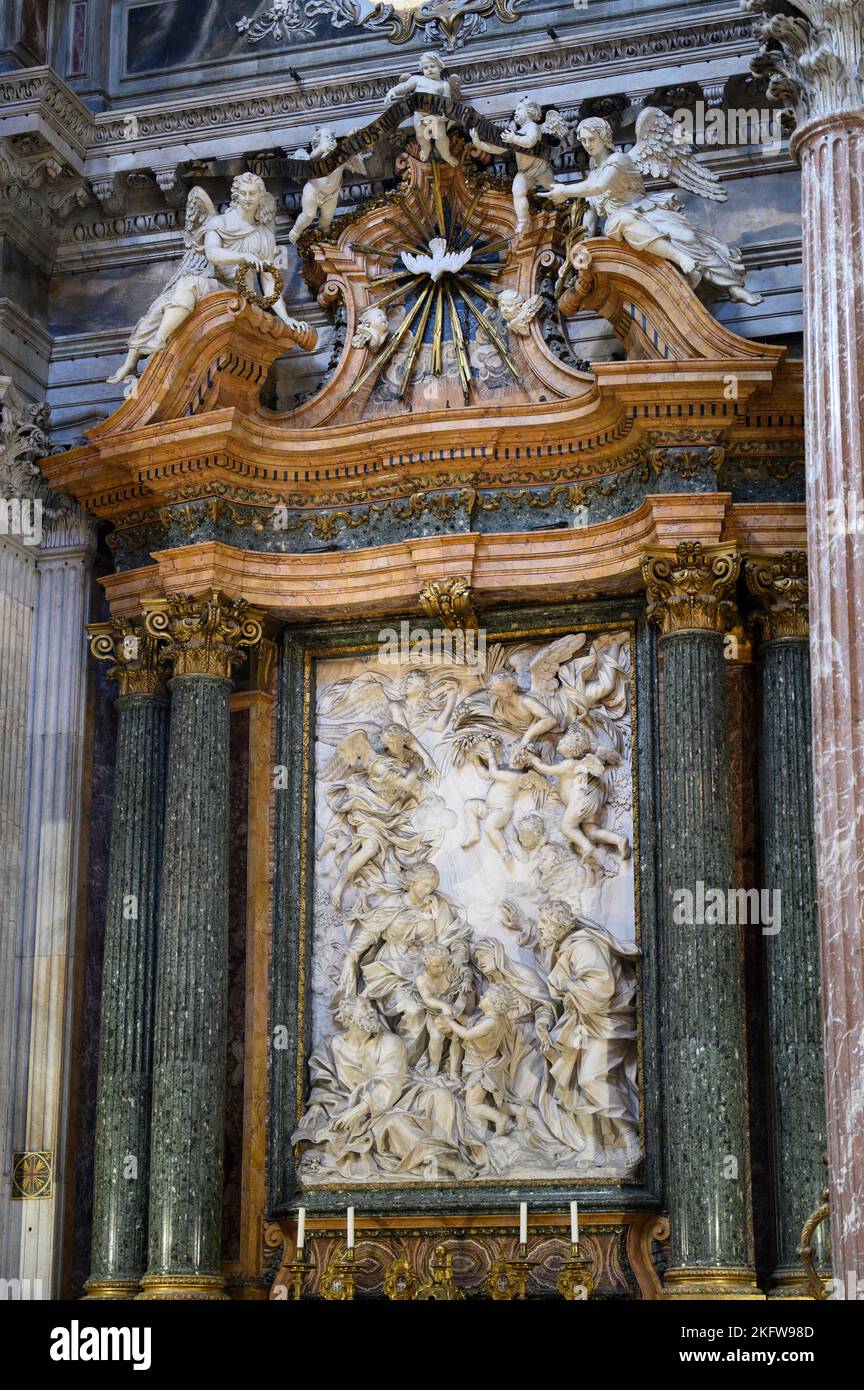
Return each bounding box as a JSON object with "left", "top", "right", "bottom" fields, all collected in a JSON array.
[
  {"left": 107, "top": 173, "right": 310, "bottom": 388},
  {"left": 546, "top": 111, "right": 762, "bottom": 306},
  {"left": 745, "top": 550, "right": 810, "bottom": 642},
  {"left": 86, "top": 617, "right": 168, "bottom": 697},
  {"left": 236, "top": 1, "right": 523, "bottom": 53},
  {"left": 11, "top": 1151, "right": 52, "bottom": 1200},
  {"left": 142, "top": 589, "right": 264, "bottom": 679},
  {"left": 642, "top": 542, "right": 742, "bottom": 636},
  {"left": 418, "top": 576, "right": 477, "bottom": 630},
  {"left": 292, "top": 628, "right": 641, "bottom": 1187}
]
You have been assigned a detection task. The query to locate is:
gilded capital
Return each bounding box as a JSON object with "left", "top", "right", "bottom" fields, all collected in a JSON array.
[
  {"left": 744, "top": 0, "right": 864, "bottom": 126},
  {"left": 86, "top": 617, "right": 168, "bottom": 697},
  {"left": 746, "top": 550, "right": 810, "bottom": 641},
  {"left": 418, "top": 576, "right": 478, "bottom": 631},
  {"left": 642, "top": 541, "right": 741, "bottom": 636},
  {"left": 141, "top": 589, "right": 264, "bottom": 679}
]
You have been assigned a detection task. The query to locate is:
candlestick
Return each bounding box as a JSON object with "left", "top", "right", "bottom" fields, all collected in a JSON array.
[
  {"left": 519, "top": 1202, "right": 528, "bottom": 1247},
  {"left": 570, "top": 1200, "right": 579, "bottom": 1246},
  {"left": 296, "top": 1206, "right": 306, "bottom": 1252},
  {"left": 347, "top": 1206, "right": 355, "bottom": 1249}
]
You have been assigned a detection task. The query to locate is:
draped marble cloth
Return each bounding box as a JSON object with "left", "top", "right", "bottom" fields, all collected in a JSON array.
[
  {"left": 546, "top": 923, "right": 640, "bottom": 1125},
  {"left": 292, "top": 1027, "right": 483, "bottom": 1180}
]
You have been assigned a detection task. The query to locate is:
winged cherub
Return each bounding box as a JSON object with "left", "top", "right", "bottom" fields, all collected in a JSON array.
[
  {"left": 108, "top": 173, "right": 308, "bottom": 386},
  {"left": 497, "top": 288, "right": 543, "bottom": 335},
  {"left": 470, "top": 98, "right": 570, "bottom": 234},
  {"left": 450, "top": 633, "right": 587, "bottom": 752},
  {"left": 385, "top": 53, "right": 461, "bottom": 166},
  {"left": 540, "top": 110, "right": 762, "bottom": 305},
  {"left": 287, "top": 126, "right": 368, "bottom": 244}
]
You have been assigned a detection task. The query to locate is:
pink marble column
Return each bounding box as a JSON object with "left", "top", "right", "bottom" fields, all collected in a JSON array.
[{"left": 748, "top": 0, "right": 864, "bottom": 1291}]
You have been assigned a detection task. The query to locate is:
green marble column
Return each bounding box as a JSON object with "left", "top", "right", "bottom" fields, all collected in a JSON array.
[
  {"left": 137, "top": 590, "right": 262, "bottom": 1301},
  {"left": 642, "top": 542, "right": 761, "bottom": 1300},
  {"left": 747, "top": 552, "right": 827, "bottom": 1298},
  {"left": 84, "top": 621, "right": 168, "bottom": 1299}
]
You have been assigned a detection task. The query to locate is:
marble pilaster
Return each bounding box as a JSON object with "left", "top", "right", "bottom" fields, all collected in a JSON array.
[
  {"left": 137, "top": 590, "right": 262, "bottom": 1301},
  {"left": 749, "top": 0, "right": 864, "bottom": 1291},
  {"left": 82, "top": 620, "right": 169, "bottom": 1299},
  {"left": 642, "top": 541, "right": 761, "bottom": 1299},
  {"left": 746, "top": 551, "right": 827, "bottom": 1296}
]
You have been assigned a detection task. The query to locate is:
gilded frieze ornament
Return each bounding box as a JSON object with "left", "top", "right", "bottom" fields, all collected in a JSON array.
[
  {"left": 86, "top": 617, "right": 169, "bottom": 697},
  {"left": 642, "top": 541, "right": 742, "bottom": 636},
  {"left": 745, "top": 550, "right": 810, "bottom": 641},
  {"left": 236, "top": 2, "right": 523, "bottom": 54},
  {"left": 418, "top": 574, "right": 477, "bottom": 629},
  {"left": 142, "top": 589, "right": 264, "bottom": 679}
]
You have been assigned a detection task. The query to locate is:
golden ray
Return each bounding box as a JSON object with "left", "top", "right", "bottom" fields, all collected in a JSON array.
[
  {"left": 465, "top": 264, "right": 504, "bottom": 278},
  {"left": 470, "top": 235, "right": 510, "bottom": 259},
  {"left": 370, "top": 276, "right": 423, "bottom": 311},
  {"left": 453, "top": 183, "right": 485, "bottom": 250},
  {"left": 444, "top": 283, "right": 472, "bottom": 398},
  {"left": 431, "top": 284, "right": 444, "bottom": 375},
  {"left": 398, "top": 196, "right": 433, "bottom": 247},
  {"left": 397, "top": 282, "right": 437, "bottom": 399},
  {"left": 347, "top": 284, "right": 433, "bottom": 399},
  {"left": 350, "top": 239, "right": 424, "bottom": 260},
  {"left": 369, "top": 268, "right": 416, "bottom": 286},
  {"left": 431, "top": 162, "right": 447, "bottom": 238},
  {"left": 453, "top": 276, "right": 520, "bottom": 379}
]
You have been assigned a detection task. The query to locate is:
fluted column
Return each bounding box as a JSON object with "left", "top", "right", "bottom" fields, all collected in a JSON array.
[
  {"left": 83, "top": 621, "right": 169, "bottom": 1299},
  {"left": 746, "top": 552, "right": 826, "bottom": 1296},
  {"left": 748, "top": 0, "right": 864, "bottom": 1289},
  {"left": 643, "top": 542, "right": 761, "bottom": 1299},
  {"left": 137, "top": 590, "right": 262, "bottom": 1301}
]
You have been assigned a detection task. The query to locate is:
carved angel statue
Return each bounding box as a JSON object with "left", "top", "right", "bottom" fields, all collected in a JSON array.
[
  {"left": 470, "top": 98, "right": 570, "bottom": 233},
  {"left": 401, "top": 236, "right": 473, "bottom": 283},
  {"left": 385, "top": 52, "right": 461, "bottom": 166},
  {"left": 497, "top": 288, "right": 543, "bottom": 335},
  {"left": 351, "top": 305, "right": 390, "bottom": 350},
  {"left": 449, "top": 633, "right": 587, "bottom": 752},
  {"left": 287, "top": 126, "right": 368, "bottom": 244},
  {"left": 522, "top": 725, "right": 630, "bottom": 885},
  {"left": 460, "top": 738, "right": 549, "bottom": 868},
  {"left": 108, "top": 173, "right": 309, "bottom": 386},
  {"left": 540, "top": 110, "right": 762, "bottom": 305}
]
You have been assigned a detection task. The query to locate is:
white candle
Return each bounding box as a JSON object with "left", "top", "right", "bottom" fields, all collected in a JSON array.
[
  {"left": 296, "top": 1207, "right": 306, "bottom": 1252},
  {"left": 347, "top": 1206, "right": 355, "bottom": 1249},
  {"left": 519, "top": 1202, "right": 528, "bottom": 1246},
  {"left": 570, "top": 1200, "right": 579, "bottom": 1246}
]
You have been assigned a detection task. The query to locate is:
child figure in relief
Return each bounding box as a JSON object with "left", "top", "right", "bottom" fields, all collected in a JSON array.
[
  {"left": 439, "top": 982, "right": 521, "bottom": 1137},
  {"left": 414, "top": 943, "right": 470, "bottom": 1081}
]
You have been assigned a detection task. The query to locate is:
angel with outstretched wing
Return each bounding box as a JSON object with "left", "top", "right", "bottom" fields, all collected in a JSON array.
[
  {"left": 558, "top": 632, "right": 631, "bottom": 754},
  {"left": 448, "top": 633, "right": 586, "bottom": 757},
  {"left": 538, "top": 110, "right": 762, "bottom": 305},
  {"left": 470, "top": 97, "right": 571, "bottom": 233}
]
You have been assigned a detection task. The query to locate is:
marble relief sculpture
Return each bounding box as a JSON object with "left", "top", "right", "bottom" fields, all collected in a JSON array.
[
  {"left": 108, "top": 172, "right": 309, "bottom": 386},
  {"left": 287, "top": 127, "right": 368, "bottom": 244},
  {"left": 385, "top": 53, "right": 462, "bottom": 165},
  {"left": 541, "top": 111, "right": 763, "bottom": 306},
  {"left": 295, "top": 630, "right": 642, "bottom": 1184},
  {"left": 470, "top": 99, "right": 570, "bottom": 233}
]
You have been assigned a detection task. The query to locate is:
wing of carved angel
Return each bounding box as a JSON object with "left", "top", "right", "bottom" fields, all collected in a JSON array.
[
  {"left": 524, "top": 633, "right": 588, "bottom": 700},
  {"left": 183, "top": 186, "right": 217, "bottom": 252},
  {"left": 632, "top": 107, "right": 728, "bottom": 203},
  {"left": 540, "top": 109, "right": 571, "bottom": 143},
  {"left": 447, "top": 73, "right": 462, "bottom": 102}
]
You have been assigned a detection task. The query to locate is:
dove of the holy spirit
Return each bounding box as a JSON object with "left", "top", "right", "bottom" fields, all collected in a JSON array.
[{"left": 401, "top": 237, "right": 475, "bottom": 283}]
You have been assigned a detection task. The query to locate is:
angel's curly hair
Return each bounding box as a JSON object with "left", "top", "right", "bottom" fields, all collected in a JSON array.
[
  {"left": 229, "top": 172, "right": 274, "bottom": 224},
  {"left": 577, "top": 117, "right": 615, "bottom": 150}
]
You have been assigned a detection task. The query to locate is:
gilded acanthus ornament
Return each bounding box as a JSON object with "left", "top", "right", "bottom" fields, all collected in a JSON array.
[
  {"left": 86, "top": 617, "right": 169, "bottom": 697},
  {"left": 142, "top": 589, "right": 264, "bottom": 679},
  {"left": 542, "top": 112, "right": 763, "bottom": 306},
  {"left": 236, "top": 1, "right": 523, "bottom": 54},
  {"left": 418, "top": 575, "right": 478, "bottom": 629},
  {"left": 642, "top": 541, "right": 742, "bottom": 635},
  {"left": 745, "top": 550, "right": 810, "bottom": 641},
  {"left": 743, "top": 0, "right": 864, "bottom": 123}
]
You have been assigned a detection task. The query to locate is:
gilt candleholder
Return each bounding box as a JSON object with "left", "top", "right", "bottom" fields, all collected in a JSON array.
[
  {"left": 486, "top": 1243, "right": 535, "bottom": 1300},
  {"left": 320, "top": 1245, "right": 356, "bottom": 1300},
  {"left": 556, "top": 1243, "right": 595, "bottom": 1300}
]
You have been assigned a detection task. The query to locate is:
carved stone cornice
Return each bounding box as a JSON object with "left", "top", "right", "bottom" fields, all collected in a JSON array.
[
  {"left": 142, "top": 589, "right": 263, "bottom": 680},
  {"left": 642, "top": 541, "right": 742, "bottom": 636},
  {"left": 744, "top": 0, "right": 864, "bottom": 126},
  {"left": 745, "top": 549, "right": 810, "bottom": 641},
  {"left": 86, "top": 617, "right": 169, "bottom": 698},
  {"left": 418, "top": 577, "right": 478, "bottom": 631}
]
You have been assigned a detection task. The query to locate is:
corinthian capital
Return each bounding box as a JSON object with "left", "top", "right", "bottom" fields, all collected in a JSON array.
[
  {"left": 743, "top": 0, "right": 864, "bottom": 124},
  {"left": 141, "top": 589, "right": 264, "bottom": 679},
  {"left": 745, "top": 550, "right": 810, "bottom": 641},
  {"left": 87, "top": 617, "right": 168, "bottom": 697},
  {"left": 642, "top": 542, "right": 741, "bottom": 636}
]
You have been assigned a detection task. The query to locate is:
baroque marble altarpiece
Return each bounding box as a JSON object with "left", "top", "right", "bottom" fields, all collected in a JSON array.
[{"left": 290, "top": 620, "right": 644, "bottom": 1192}]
